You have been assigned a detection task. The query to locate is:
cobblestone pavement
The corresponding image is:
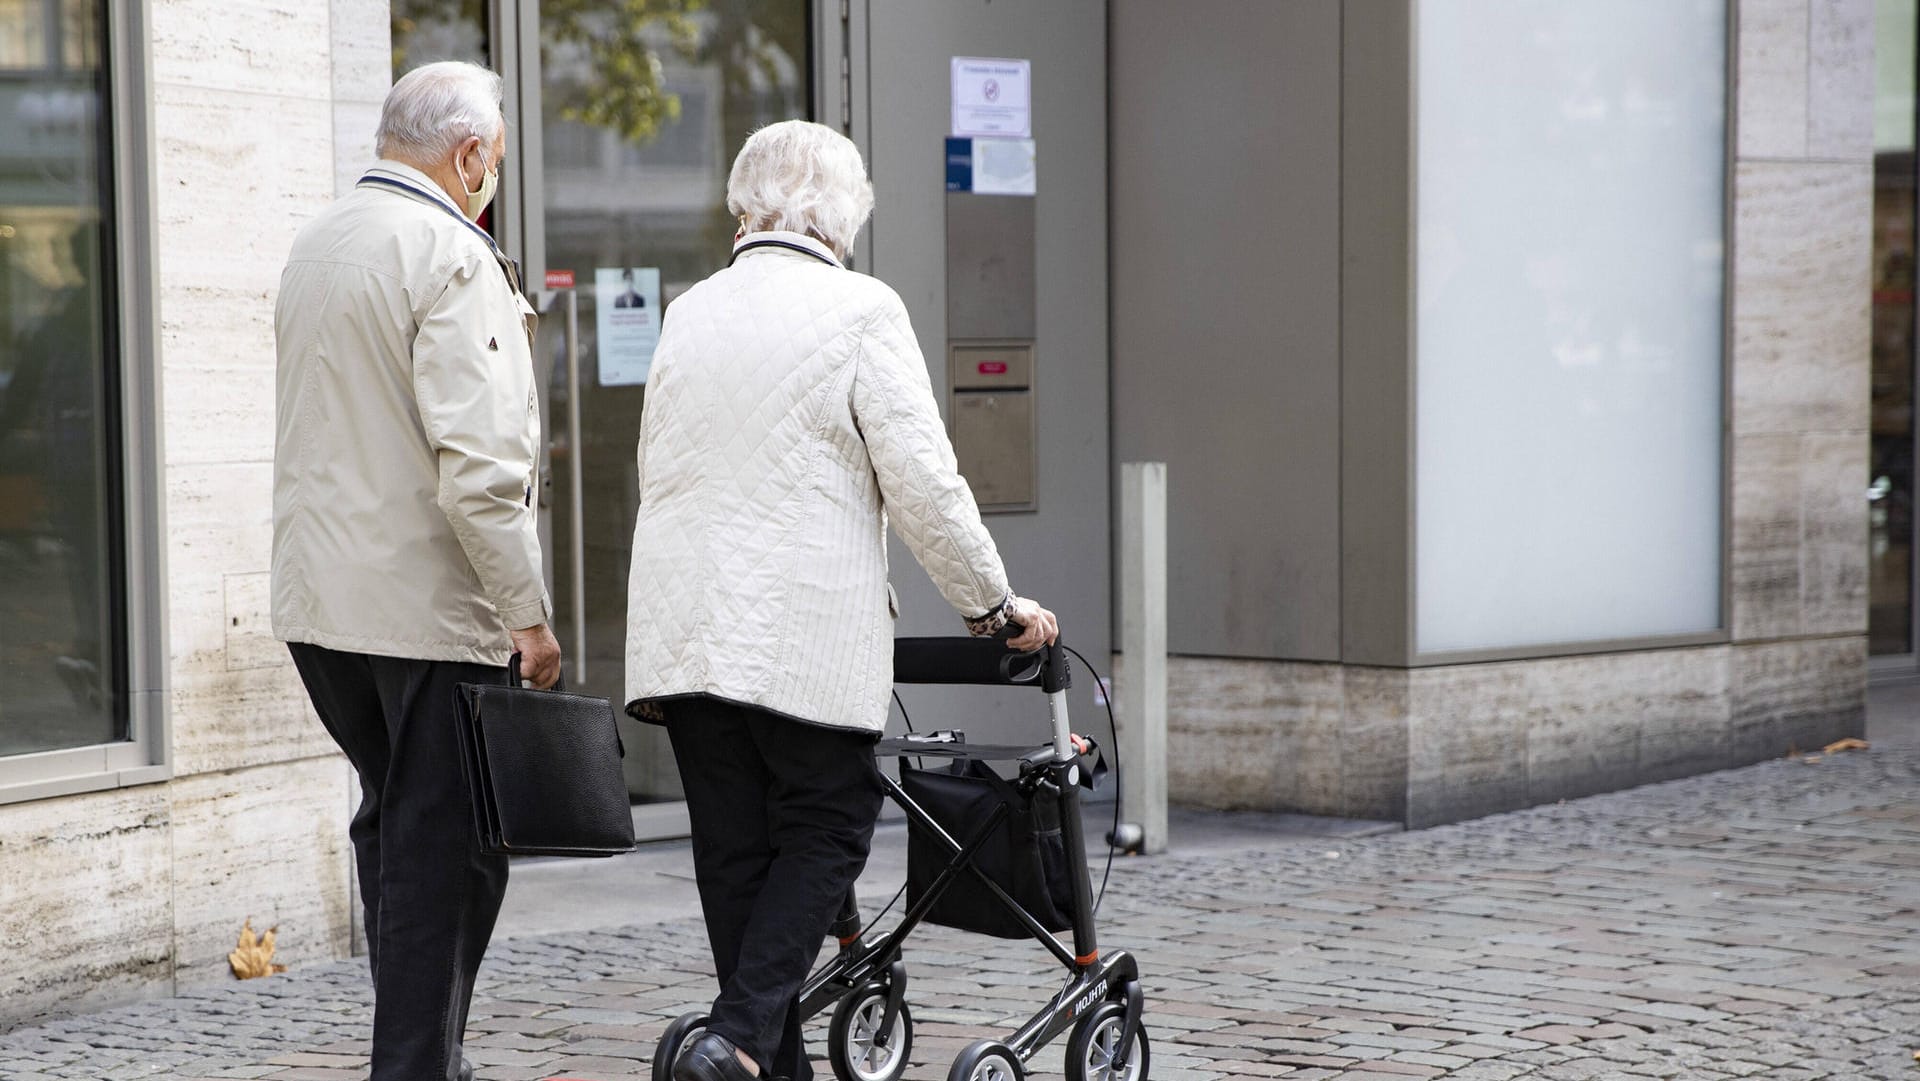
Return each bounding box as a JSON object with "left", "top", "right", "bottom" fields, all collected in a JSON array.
[{"left": 4, "top": 743, "right": 1919, "bottom": 1081}]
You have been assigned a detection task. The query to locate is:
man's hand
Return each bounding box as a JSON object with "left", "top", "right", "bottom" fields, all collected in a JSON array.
[
  {"left": 1005, "top": 597, "right": 1060, "bottom": 652},
  {"left": 510, "top": 623, "right": 562, "bottom": 689}
]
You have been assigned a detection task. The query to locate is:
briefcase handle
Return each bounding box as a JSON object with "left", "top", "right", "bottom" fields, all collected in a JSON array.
[
  {"left": 507, "top": 652, "right": 565, "bottom": 692},
  {"left": 504, "top": 652, "right": 618, "bottom": 756}
]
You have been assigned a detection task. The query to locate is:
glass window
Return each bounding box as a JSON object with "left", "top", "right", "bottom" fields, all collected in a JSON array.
[
  {"left": 1414, "top": 0, "right": 1728, "bottom": 654},
  {"left": 391, "top": 0, "right": 490, "bottom": 75},
  {"left": 0, "top": 0, "right": 124, "bottom": 755},
  {"left": 1870, "top": 0, "right": 1917, "bottom": 656}
]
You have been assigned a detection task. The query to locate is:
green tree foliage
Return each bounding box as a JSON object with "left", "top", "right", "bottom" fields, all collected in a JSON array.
[{"left": 392, "top": 0, "right": 707, "bottom": 144}]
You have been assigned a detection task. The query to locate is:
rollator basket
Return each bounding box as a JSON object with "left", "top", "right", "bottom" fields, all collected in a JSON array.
[{"left": 901, "top": 756, "right": 1075, "bottom": 938}]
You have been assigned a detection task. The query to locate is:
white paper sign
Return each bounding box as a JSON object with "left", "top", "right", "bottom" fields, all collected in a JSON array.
[
  {"left": 595, "top": 266, "right": 660, "bottom": 386},
  {"left": 951, "top": 56, "right": 1032, "bottom": 138}
]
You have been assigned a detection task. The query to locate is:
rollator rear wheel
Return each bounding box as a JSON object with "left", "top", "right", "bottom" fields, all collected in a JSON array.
[
  {"left": 828, "top": 981, "right": 914, "bottom": 1081},
  {"left": 947, "top": 1039, "right": 1023, "bottom": 1081},
  {"left": 1065, "top": 1002, "right": 1150, "bottom": 1081},
  {"left": 652, "top": 1010, "right": 710, "bottom": 1081}
]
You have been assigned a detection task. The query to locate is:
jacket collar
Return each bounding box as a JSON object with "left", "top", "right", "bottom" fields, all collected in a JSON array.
[
  {"left": 358, "top": 159, "right": 524, "bottom": 292},
  {"left": 358, "top": 161, "right": 501, "bottom": 251},
  {"left": 359, "top": 160, "right": 467, "bottom": 213},
  {"left": 730, "top": 231, "right": 843, "bottom": 269}
]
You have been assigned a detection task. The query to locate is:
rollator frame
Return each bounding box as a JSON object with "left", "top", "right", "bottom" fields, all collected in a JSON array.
[{"left": 655, "top": 637, "right": 1148, "bottom": 1081}]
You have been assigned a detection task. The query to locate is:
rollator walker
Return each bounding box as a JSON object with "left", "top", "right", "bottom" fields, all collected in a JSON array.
[{"left": 654, "top": 636, "right": 1150, "bottom": 1081}]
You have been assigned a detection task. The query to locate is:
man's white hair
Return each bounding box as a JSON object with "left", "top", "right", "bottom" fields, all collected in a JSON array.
[
  {"left": 375, "top": 61, "right": 505, "bottom": 163},
  {"left": 727, "top": 121, "right": 875, "bottom": 258}
]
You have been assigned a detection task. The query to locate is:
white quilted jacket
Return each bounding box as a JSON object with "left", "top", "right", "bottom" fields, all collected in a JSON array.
[{"left": 624, "top": 232, "right": 1012, "bottom": 733}]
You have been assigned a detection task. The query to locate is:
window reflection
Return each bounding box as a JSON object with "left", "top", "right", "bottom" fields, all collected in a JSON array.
[
  {"left": 391, "top": 0, "right": 490, "bottom": 75},
  {"left": 0, "top": 0, "right": 122, "bottom": 754},
  {"left": 0, "top": 0, "right": 48, "bottom": 69}
]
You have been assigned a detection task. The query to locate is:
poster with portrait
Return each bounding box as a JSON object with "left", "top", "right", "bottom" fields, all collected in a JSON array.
[{"left": 595, "top": 266, "right": 661, "bottom": 386}]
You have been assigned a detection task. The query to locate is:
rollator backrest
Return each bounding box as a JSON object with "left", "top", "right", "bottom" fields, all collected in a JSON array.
[{"left": 892, "top": 637, "right": 1071, "bottom": 694}]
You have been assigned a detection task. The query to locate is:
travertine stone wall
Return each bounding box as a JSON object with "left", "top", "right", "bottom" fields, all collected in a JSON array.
[
  {"left": 1730, "top": 0, "right": 1873, "bottom": 645},
  {"left": 0, "top": 789, "right": 173, "bottom": 1013},
  {"left": 0, "top": 0, "right": 390, "bottom": 1022},
  {"left": 331, "top": 0, "right": 390, "bottom": 197},
  {"left": 1164, "top": 0, "right": 1873, "bottom": 828},
  {"left": 1398, "top": 648, "right": 1737, "bottom": 829},
  {"left": 1722, "top": 0, "right": 1874, "bottom": 779}
]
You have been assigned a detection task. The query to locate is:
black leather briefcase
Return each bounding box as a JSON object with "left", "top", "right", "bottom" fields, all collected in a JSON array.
[{"left": 452, "top": 656, "right": 636, "bottom": 858}]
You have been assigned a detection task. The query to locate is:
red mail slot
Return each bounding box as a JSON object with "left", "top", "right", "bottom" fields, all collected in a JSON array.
[{"left": 978, "top": 361, "right": 1009, "bottom": 375}]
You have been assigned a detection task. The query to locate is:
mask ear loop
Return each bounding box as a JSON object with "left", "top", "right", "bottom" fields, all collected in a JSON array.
[{"left": 458, "top": 142, "right": 490, "bottom": 200}]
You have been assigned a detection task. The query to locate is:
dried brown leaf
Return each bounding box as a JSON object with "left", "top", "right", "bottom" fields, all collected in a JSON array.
[
  {"left": 228, "top": 918, "right": 288, "bottom": 980},
  {"left": 1823, "top": 737, "right": 1869, "bottom": 755}
]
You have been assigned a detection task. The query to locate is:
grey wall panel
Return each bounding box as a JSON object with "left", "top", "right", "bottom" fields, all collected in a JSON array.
[
  {"left": 1339, "top": 0, "right": 1416, "bottom": 667},
  {"left": 1109, "top": 0, "right": 1343, "bottom": 662},
  {"left": 863, "top": 0, "right": 1112, "bottom": 746}
]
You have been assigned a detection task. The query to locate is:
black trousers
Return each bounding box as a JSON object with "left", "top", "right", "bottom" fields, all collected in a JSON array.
[
  {"left": 289, "top": 643, "right": 509, "bottom": 1081},
  {"left": 665, "top": 697, "right": 885, "bottom": 1081}
]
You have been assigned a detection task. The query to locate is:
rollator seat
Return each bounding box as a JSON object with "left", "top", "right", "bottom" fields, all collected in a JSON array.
[{"left": 873, "top": 738, "right": 1049, "bottom": 762}]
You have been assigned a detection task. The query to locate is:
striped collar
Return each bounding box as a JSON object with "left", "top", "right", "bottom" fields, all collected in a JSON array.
[
  {"left": 729, "top": 231, "right": 842, "bottom": 269},
  {"left": 357, "top": 161, "right": 502, "bottom": 256},
  {"left": 357, "top": 160, "right": 523, "bottom": 292}
]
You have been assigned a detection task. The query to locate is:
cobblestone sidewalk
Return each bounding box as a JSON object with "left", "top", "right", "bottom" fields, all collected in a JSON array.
[{"left": 4, "top": 743, "right": 1918, "bottom": 1081}]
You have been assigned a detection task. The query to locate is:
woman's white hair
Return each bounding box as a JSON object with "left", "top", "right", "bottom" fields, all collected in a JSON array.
[
  {"left": 375, "top": 61, "right": 505, "bottom": 164},
  {"left": 727, "top": 120, "right": 875, "bottom": 258}
]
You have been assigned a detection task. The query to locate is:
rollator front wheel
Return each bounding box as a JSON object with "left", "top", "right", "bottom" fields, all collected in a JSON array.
[
  {"left": 1065, "top": 1002, "right": 1150, "bottom": 1081},
  {"left": 947, "top": 1039, "right": 1023, "bottom": 1081},
  {"left": 652, "top": 1010, "right": 711, "bottom": 1081},
  {"left": 828, "top": 981, "right": 914, "bottom": 1081}
]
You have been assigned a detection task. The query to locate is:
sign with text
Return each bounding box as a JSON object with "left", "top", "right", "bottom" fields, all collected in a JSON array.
[
  {"left": 594, "top": 266, "right": 660, "bottom": 386},
  {"left": 951, "top": 56, "right": 1032, "bottom": 138}
]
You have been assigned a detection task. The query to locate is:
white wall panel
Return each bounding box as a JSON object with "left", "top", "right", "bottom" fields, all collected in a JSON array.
[{"left": 1415, "top": 0, "right": 1728, "bottom": 653}]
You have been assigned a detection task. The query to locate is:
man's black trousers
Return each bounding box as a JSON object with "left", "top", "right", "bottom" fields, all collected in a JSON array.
[
  {"left": 664, "top": 696, "right": 886, "bottom": 1081},
  {"left": 288, "top": 642, "right": 509, "bottom": 1081}
]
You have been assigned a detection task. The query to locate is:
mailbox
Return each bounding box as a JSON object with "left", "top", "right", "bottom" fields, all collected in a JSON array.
[
  {"left": 946, "top": 190, "right": 1037, "bottom": 512},
  {"left": 949, "top": 342, "right": 1036, "bottom": 509}
]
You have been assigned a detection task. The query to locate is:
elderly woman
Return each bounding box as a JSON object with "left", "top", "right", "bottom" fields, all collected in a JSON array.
[{"left": 624, "top": 119, "right": 1058, "bottom": 1081}]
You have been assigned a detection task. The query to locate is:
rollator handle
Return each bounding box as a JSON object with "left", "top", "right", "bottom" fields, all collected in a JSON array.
[{"left": 891, "top": 636, "right": 1070, "bottom": 692}]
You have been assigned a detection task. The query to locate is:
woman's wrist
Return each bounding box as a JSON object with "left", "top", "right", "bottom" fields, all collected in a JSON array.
[{"left": 964, "top": 591, "right": 1019, "bottom": 637}]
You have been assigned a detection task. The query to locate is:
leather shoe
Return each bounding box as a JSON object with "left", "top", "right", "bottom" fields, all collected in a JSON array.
[{"left": 673, "top": 1032, "right": 761, "bottom": 1081}]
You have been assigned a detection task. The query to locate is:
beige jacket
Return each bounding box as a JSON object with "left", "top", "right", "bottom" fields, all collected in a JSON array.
[
  {"left": 625, "top": 233, "right": 1013, "bottom": 733},
  {"left": 271, "top": 161, "right": 549, "bottom": 666}
]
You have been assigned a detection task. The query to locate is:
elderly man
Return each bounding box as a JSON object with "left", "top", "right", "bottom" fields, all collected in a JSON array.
[{"left": 271, "top": 60, "right": 560, "bottom": 1081}]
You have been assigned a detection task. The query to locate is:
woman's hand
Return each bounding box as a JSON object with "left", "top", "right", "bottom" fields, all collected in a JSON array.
[{"left": 1005, "top": 596, "right": 1059, "bottom": 652}]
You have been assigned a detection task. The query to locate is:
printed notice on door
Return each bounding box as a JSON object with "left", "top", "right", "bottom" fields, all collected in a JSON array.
[
  {"left": 595, "top": 266, "right": 660, "bottom": 386},
  {"left": 951, "top": 57, "right": 1031, "bottom": 138}
]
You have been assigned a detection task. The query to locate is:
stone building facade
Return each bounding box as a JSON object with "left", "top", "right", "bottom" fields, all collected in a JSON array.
[{"left": 0, "top": 0, "right": 1883, "bottom": 1020}]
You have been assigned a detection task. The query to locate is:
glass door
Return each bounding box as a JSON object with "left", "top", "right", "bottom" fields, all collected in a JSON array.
[
  {"left": 391, "top": 2, "right": 819, "bottom": 835},
  {"left": 529, "top": 2, "right": 814, "bottom": 821}
]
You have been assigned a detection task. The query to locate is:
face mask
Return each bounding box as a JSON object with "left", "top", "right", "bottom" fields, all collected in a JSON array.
[{"left": 457, "top": 145, "right": 498, "bottom": 220}]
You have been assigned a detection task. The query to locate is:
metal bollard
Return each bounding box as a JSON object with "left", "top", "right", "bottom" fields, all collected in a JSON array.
[{"left": 1116, "top": 462, "right": 1168, "bottom": 855}]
